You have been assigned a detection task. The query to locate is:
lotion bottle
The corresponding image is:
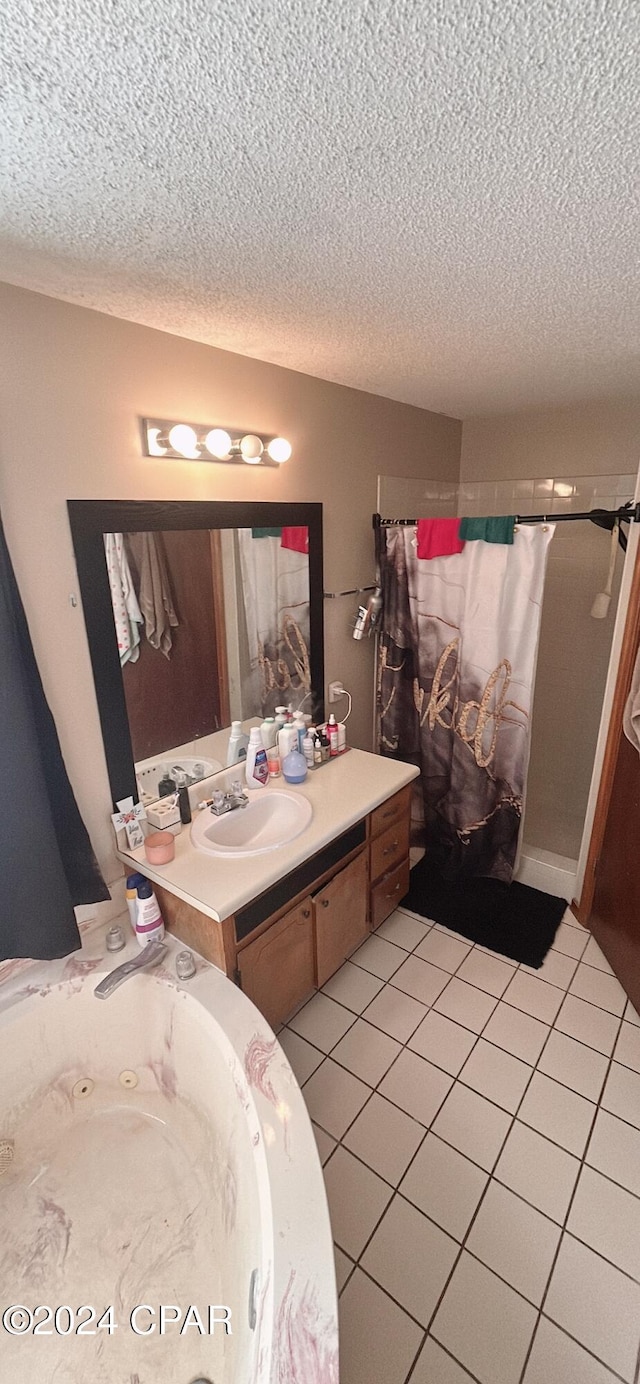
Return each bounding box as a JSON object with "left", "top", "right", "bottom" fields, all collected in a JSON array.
[
  {"left": 245, "top": 727, "right": 269, "bottom": 788},
  {"left": 135, "top": 880, "right": 165, "bottom": 947},
  {"left": 227, "top": 720, "right": 250, "bottom": 766},
  {"left": 326, "top": 713, "right": 339, "bottom": 757}
]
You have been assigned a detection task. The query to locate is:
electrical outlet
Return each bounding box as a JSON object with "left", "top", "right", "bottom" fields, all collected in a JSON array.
[{"left": 328, "top": 680, "right": 345, "bottom": 703}]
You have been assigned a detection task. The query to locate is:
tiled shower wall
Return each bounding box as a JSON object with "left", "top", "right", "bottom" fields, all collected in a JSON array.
[{"left": 377, "top": 473, "right": 637, "bottom": 862}]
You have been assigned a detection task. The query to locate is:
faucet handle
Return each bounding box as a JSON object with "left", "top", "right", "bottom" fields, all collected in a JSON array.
[{"left": 231, "top": 779, "right": 244, "bottom": 797}]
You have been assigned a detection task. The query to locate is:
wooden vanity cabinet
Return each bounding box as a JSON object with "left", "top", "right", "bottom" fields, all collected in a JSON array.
[
  {"left": 237, "top": 897, "right": 315, "bottom": 1029},
  {"left": 158, "top": 781, "right": 413, "bottom": 1028}
]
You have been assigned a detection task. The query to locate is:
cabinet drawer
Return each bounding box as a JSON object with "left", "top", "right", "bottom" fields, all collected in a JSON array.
[
  {"left": 237, "top": 896, "right": 315, "bottom": 1029},
  {"left": 371, "top": 858, "right": 411, "bottom": 930},
  {"left": 370, "top": 817, "right": 410, "bottom": 883},
  {"left": 370, "top": 785, "right": 412, "bottom": 839}
]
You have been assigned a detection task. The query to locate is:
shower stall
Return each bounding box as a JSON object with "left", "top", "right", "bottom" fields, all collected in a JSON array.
[{"left": 376, "top": 470, "right": 638, "bottom": 900}]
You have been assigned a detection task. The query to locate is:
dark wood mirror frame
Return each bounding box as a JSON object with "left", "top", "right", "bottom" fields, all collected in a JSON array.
[{"left": 67, "top": 499, "right": 324, "bottom": 807}]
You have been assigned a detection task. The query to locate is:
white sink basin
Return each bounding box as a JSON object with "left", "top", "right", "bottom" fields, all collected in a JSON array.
[{"left": 190, "top": 789, "right": 313, "bottom": 858}]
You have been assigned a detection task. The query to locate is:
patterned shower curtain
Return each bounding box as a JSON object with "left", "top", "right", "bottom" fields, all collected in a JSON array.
[{"left": 378, "top": 524, "right": 554, "bottom": 883}]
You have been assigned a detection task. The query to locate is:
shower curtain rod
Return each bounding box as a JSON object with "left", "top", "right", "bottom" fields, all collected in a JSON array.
[{"left": 373, "top": 503, "right": 640, "bottom": 529}]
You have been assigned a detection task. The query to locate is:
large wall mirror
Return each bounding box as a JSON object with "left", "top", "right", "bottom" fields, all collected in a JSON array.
[{"left": 68, "top": 501, "right": 324, "bottom": 806}]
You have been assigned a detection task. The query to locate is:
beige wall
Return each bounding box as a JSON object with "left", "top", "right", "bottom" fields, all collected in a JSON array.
[
  {"left": 461, "top": 399, "right": 640, "bottom": 482},
  {"left": 461, "top": 401, "right": 640, "bottom": 859},
  {"left": 0, "top": 284, "right": 461, "bottom": 885}
]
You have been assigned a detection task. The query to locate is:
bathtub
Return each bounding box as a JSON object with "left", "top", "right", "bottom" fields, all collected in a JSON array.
[{"left": 0, "top": 925, "right": 338, "bottom": 1384}]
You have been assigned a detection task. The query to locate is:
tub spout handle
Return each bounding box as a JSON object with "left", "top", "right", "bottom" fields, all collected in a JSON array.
[{"left": 94, "top": 939, "right": 167, "bottom": 999}]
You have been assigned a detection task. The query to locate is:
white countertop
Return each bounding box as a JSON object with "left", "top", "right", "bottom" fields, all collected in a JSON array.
[{"left": 118, "top": 748, "right": 419, "bottom": 923}]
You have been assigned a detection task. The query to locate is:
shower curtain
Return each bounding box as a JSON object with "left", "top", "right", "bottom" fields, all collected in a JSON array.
[
  {"left": 1, "top": 513, "right": 108, "bottom": 961},
  {"left": 378, "top": 524, "right": 554, "bottom": 883},
  {"left": 237, "top": 530, "right": 311, "bottom": 715}
]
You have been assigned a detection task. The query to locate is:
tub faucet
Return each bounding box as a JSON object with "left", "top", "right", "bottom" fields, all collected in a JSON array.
[{"left": 94, "top": 939, "right": 167, "bottom": 999}]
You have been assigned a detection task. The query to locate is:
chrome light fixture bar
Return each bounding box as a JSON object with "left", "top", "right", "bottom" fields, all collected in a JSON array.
[{"left": 142, "top": 418, "right": 292, "bottom": 466}]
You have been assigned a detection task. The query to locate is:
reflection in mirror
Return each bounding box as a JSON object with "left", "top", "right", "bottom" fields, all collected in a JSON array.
[{"left": 104, "top": 525, "right": 311, "bottom": 800}]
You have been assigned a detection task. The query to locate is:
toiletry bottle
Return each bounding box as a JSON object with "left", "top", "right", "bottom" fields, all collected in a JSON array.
[
  {"left": 260, "top": 716, "right": 277, "bottom": 750},
  {"left": 126, "top": 872, "right": 146, "bottom": 931},
  {"left": 313, "top": 732, "right": 323, "bottom": 766},
  {"left": 319, "top": 731, "right": 331, "bottom": 763},
  {"left": 337, "top": 721, "right": 347, "bottom": 753},
  {"left": 293, "top": 712, "right": 306, "bottom": 752},
  {"left": 275, "top": 705, "right": 288, "bottom": 729},
  {"left": 245, "top": 727, "right": 269, "bottom": 788},
  {"left": 135, "top": 880, "right": 165, "bottom": 947},
  {"left": 227, "top": 720, "right": 250, "bottom": 766},
  {"left": 303, "top": 732, "right": 315, "bottom": 769},
  {"left": 326, "top": 713, "right": 339, "bottom": 757},
  {"left": 173, "top": 770, "right": 192, "bottom": 824},
  {"left": 278, "top": 722, "right": 298, "bottom": 760},
  {"left": 158, "top": 773, "right": 175, "bottom": 798}
]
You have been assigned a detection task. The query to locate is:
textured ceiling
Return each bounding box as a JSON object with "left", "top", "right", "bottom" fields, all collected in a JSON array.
[{"left": 1, "top": 0, "right": 638, "bottom": 417}]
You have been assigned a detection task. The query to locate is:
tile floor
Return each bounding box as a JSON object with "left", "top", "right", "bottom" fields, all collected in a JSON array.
[{"left": 277, "top": 905, "right": 640, "bottom": 1384}]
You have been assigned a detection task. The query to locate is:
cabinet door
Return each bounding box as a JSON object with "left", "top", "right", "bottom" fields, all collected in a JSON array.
[
  {"left": 237, "top": 897, "right": 315, "bottom": 1029},
  {"left": 315, "top": 850, "right": 369, "bottom": 987}
]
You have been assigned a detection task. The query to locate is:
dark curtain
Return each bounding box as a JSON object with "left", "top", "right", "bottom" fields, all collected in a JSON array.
[{"left": 1, "top": 513, "right": 109, "bottom": 961}]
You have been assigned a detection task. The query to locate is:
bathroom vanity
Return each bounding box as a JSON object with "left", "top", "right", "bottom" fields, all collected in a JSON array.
[{"left": 117, "top": 751, "right": 418, "bottom": 1028}]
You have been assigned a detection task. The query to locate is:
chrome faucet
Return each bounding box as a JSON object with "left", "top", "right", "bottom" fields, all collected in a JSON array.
[
  {"left": 209, "top": 781, "right": 249, "bottom": 816},
  {"left": 94, "top": 939, "right": 167, "bottom": 999}
]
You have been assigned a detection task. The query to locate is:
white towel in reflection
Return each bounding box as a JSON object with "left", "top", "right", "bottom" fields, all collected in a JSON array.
[
  {"left": 137, "top": 532, "right": 179, "bottom": 657},
  {"left": 623, "top": 644, "right": 640, "bottom": 755},
  {"left": 103, "top": 532, "right": 142, "bottom": 666}
]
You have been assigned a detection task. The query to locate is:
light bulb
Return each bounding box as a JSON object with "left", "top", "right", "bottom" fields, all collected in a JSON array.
[
  {"left": 146, "top": 426, "right": 167, "bottom": 456},
  {"left": 240, "top": 434, "right": 264, "bottom": 463},
  {"left": 168, "top": 424, "right": 199, "bottom": 458},
  {"left": 204, "top": 428, "right": 232, "bottom": 459},
  {"left": 267, "top": 436, "right": 292, "bottom": 463}
]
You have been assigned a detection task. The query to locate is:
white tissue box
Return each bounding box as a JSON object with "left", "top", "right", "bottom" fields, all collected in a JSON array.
[{"left": 145, "top": 798, "right": 182, "bottom": 835}]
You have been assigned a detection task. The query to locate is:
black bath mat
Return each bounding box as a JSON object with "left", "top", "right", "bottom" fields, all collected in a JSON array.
[{"left": 401, "top": 856, "right": 567, "bottom": 968}]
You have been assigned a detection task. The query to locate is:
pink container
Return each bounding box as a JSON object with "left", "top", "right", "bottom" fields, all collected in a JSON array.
[{"left": 144, "top": 830, "right": 176, "bottom": 865}]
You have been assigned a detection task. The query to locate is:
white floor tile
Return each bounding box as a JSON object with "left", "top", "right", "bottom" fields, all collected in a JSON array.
[
  {"left": 351, "top": 933, "right": 406, "bottom": 981},
  {"left": 457, "top": 949, "right": 515, "bottom": 997},
  {"left": 568, "top": 1164, "right": 640, "bottom": 1281},
  {"left": 601, "top": 1061, "right": 640, "bottom": 1130},
  {"left": 391, "top": 954, "right": 451, "bottom": 1006},
  {"left": 494, "top": 1120, "right": 580, "bottom": 1224},
  {"left": 537, "top": 1028, "right": 609, "bottom": 1101},
  {"left": 483, "top": 1002, "right": 549, "bottom": 1065},
  {"left": 583, "top": 935, "right": 615, "bottom": 974},
  {"left": 518, "top": 1072, "right": 595, "bottom": 1157},
  {"left": 522, "top": 949, "right": 578, "bottom": 990},
  {"left": 467, "top": 1180, "right": 561, "bottom": 1305},
  {"left": 503, "top": 970, "right": 564, "bottom": 1023},
  {"left": 432, "top": 1252, "right": 537, "bottom": 1384},
  {"left": 331, "top": 1017, "right": 401, "bottom": 1086},
  {"left": 344, "top": 1092, "right": 425, "bottom": 1185},
  {"left": 412, "top": 1336, "right": 478, "bottom": 1383},
  {"left": 312, "top": 1122, "right": 336, "bottom": 1165},
  {"left": 339, "top": 1268, "right": 423, "bottom": 1384},
  {"left": 475, "top": 942, "right": 518, "bottom": 967},
  {"left": 401, "top": 1132, "right": 488, "bottom": 1241},
  {"left": 408, "top": 1009, "right": 477, "bottom": 1076},
  {"left": 552, "top": 921, "right": 589, "bottom": 961},
  {"left": 569, "top": 962, "right": 627, "bottom": 1016},
  {"left": 587, "top": 1108, "right": 640, "bottom": 1199},
  {"left": 362, "top": 984, "right": 428, "bottom": 1043},
  {"left": 554, "top": 994, "right": 619, "bottom": 1056},
  {"left": 302, "top": 1058, "right": 370, "bottom": 1138},
  {"left": 545, "top": 1233, "right": 640, "bottom": 1380},
  {"left": 414, "top": 929, "right": 472, "bottom": 973},
  {"left": 614, "top": 1020, "right": 640, "bottom": 1074},
  {"left": 278, "top": 1027, "right": 324, "bottom": 1085},
  {"left": 323, "top": 1146, "right": 392, "bottom": 1258},
  {"left": 334, "top": 1244, "right": 354, "bottom": 1294},
  {"left": 362, "top": 1193, "right": 458, "bottom": 1326},
  {"left": 288, "top": 990, "right": 355, "bottom": 1051},
  {"left": 379, "top": 1048, "right": 452, "bottom": 1128},
  {"left": 459, "top": 1039, "right": 532, "bottom": 1114},
  {"left": 321, "top": 959, "right": 384, "bottom": 1013},
  {"left": 524, "top": 1316, "right": 620, "bottom": 1384},
  {"left": 376, "top": 908, "right": 431, "bottom": 951},
  {"left": 432, "top": 1082, "right": 511, "bottom": 1172},
  {"left": 434, "top": 977, "right": 498, "bottom": 1033}
]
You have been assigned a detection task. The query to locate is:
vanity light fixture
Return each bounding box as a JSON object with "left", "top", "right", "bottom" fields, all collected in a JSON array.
[{"left": 142, "top": 418, "right": 292, "bottom": 466}]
